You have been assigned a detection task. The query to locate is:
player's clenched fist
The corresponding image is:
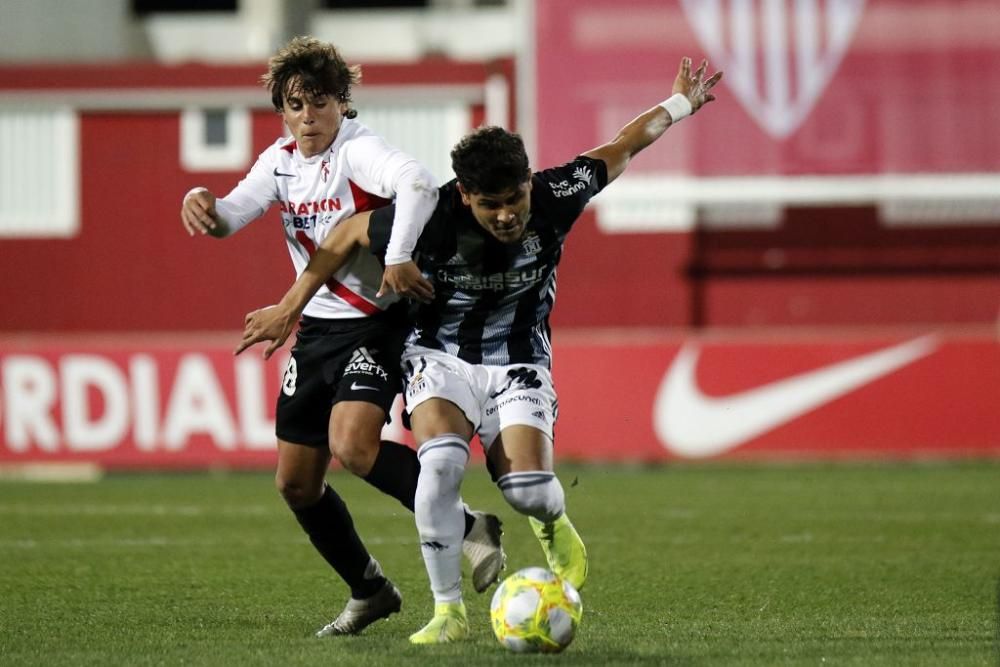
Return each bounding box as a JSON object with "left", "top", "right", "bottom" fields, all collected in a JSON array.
[{"left": 181, "top": 187, "right": 221, "bottom": 236}]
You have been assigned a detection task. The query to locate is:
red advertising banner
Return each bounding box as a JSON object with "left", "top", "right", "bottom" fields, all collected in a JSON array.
[
  {"left": 2, "top": 330, "right": 996, "bottom": 468},
  {"left": 535, "top": 0, "right": 1000, "bottom": 177},
  {"left": 554, "top": 329, "right": 1000, "bottom": 461}
]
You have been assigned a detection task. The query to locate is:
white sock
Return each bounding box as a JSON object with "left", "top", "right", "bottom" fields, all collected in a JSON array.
[
  {"left": 497, "top": 471, "right": 565, "bottom": 522},
  {"left": 415, "top": 434, "right": 470, "bottom": 604}
]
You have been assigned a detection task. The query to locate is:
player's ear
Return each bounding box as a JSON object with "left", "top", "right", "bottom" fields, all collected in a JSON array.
[{"left": 457, "top": 182, "right": 472, "bottom": 206}]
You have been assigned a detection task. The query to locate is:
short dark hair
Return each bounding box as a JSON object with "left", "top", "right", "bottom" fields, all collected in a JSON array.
[
  {"left": 450, "top": 126, "right": 530, "bottom": 195},
  {"left": 261, "top": 36, "right": 361, "bottom": 112}
]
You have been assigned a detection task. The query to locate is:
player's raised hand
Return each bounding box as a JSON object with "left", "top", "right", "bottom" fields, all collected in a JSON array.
[
  {"left": 181, "top": 187, "right": 221, "bottom": 236},
  {"left": 378, "top": 260, "right": 435, "bottom": 303},
  {"left": 672, "top": 57, "right": 723, "bottom": 113},
  {"left": 235, "top": 305, "right": 297, "bottom": 359}
]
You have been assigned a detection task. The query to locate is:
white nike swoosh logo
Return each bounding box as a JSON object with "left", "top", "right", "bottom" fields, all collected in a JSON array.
[
  {"left": 350, "top": 382, "right": 379, "bottom": 392},
  {"left": 653, "top": 336, "right": 938, "bottom": 458}
]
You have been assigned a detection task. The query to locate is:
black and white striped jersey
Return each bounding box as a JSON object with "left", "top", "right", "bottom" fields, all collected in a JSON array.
[{"left": 370, "top": 155, "right": 608, "bottom": 368}]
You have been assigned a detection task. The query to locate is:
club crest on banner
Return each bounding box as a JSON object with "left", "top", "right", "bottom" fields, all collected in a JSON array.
[{"left": 680, "top": 0, "right": 867, "bottom": 139}]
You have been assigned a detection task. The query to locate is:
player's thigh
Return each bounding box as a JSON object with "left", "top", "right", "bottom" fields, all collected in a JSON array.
[
  {"left": 487, "top": 425, "right": 554, "bottom": 478},
  {"left": 275, "top": 439, "right": 332, "bottom": 507},
  {"left": 479, "top": 363, "right": 557, "bottom": 455},
  {"left": 275, "top": 318, "right": 351, "bottom": 448},
  {"left": 326, "top": 316, "right": 403, "bottom": 452},
  {"left": 328, "top": 400, "right": 387, "bottom": 474},
  {"left": 402, "top": 347, "right": 479, "bottom": 444}
]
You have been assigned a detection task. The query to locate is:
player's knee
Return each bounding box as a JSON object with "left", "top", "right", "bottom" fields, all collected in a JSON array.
[
  {"left": 274, "top": 472, "right": 323, "bottom": 509},
  {"left": 414, "top": 435, "right": 470, "bottom": 532},
  {"left": 416, "top": 435, "right": 469, "bottom": 496},
  {"left": 414, "top": 475, "right": 464, "bottom": 541},
  {"left": 328, "top": 428, "right": 379, "bottom": 477},
  {"left": 497, "top": 471, "right": 565, "bottom": 522}
]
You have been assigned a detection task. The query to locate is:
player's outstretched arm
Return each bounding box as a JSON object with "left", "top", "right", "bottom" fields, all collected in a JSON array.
[
  {"left": 235, "top": 212, "right": 372, "bottom": 358},
  {"left": 583, "top": 57, "right": 722, "bottom": 185}
]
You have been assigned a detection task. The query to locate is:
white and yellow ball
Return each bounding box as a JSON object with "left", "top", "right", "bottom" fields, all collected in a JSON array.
[{"left": 489, "top": 566, "right": 582, "bottom": 653}]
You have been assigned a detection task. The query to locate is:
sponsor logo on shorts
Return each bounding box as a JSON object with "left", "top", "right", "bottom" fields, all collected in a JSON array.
[
  {"left": 344, "top": 347, "right": 388, "bottom": 381},
  {"left": 489, "top": 367, "right": 544, "bottom": 399},
  {"left": 486, "top": 393, "right": 543, "bottom": 417}
]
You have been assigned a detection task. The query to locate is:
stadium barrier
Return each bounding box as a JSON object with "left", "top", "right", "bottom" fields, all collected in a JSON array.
[{"left": 1, "top": 329, "right": 996, "bottom": 469}]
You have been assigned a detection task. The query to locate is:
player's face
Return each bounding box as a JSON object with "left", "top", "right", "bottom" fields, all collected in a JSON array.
[
  {"left": 280, "top": 82, "right": 346, "bottom": 158},
  {"left": 460, "top": 181, "right": 533, "bottom": 244}
]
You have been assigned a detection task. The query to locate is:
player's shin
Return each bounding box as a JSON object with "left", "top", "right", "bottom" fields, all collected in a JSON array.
[
  {"left": 497, "top": 470, "right": 565, "bottom": 521},
  {"left": 292, "top": 483, "right": 387, "bottom": 599},
  {"left": 364, "top": 440, "right": 479, "bottom": 537},
  {"left": 414, "top": 434, "right": 470, "bottom": 602},
  {"left": 498, "top": 471, "right": 589, "bottom": 591}
]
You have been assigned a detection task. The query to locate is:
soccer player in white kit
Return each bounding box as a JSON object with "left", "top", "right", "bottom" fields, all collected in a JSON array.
[
  {"left": 180, "top": 36, "right": 504, "bottom": 637},
  {"left": 236, "top": 56, "right": 722, "bottom": 643}
]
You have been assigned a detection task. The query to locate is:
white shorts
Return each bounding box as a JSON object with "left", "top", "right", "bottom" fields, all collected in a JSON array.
[{"left": 402, "top": 346, "right": 558, "bottom": 450}]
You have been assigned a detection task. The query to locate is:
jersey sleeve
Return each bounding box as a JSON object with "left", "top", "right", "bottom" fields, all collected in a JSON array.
[
  {"left": 213, "top": 147, "right": 279, "bottom": 235},
  {"left": 344, "top": 134, "right": 438, "bottom": 265},
  {"left": 532, "top": 155, "right": 609, "bottom": 232},
  {"left": 368, "top": 186, "right": 451, "bottom": 267},
  {"left": 367, "top": 203, "right": 398, "bottom": 266}
]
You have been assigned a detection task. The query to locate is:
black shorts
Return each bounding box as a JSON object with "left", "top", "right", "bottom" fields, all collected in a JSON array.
[{"left": 275, "top": 306, "right": 408, "bottom": 447}]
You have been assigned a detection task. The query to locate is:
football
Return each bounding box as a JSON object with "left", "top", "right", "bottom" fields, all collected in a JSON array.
[{"left": 489, "top": 566, "right": 583, "bottom": 653}]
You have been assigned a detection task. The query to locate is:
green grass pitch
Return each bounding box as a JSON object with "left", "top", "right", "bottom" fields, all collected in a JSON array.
[{"left": 1, "top": 462, "right": 998, "bottom": 666}]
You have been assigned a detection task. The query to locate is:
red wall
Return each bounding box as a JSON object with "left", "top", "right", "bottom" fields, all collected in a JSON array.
[
  {"left": 0, "top": 111, "right": 290, "bottom": 332},
  {"left": 0, "top": 60, "right": 512, "bottom": 333}
]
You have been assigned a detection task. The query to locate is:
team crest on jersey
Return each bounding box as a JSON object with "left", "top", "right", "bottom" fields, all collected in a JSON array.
[
  {"left": 680, "top": 0, "right": 866, "bottom": 138},
  {"left": 521, "top": 232, "right": 543, "bottom": 255}
]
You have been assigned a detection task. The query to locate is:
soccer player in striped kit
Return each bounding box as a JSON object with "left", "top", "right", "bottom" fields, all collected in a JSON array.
[
  {"left": 237, "top": 56, "right": 722, "bottom": 643},
  {"left": 181, "top": 36, "right": 504, "bottom": 637}
]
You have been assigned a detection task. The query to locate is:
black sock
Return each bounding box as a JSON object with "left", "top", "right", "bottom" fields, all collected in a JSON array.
[
  {"left": 292, "top": 484, "right": 384, "bottom": 600},
  {"left": 364, "top": 439, "right": 476, "bottom": 537}
]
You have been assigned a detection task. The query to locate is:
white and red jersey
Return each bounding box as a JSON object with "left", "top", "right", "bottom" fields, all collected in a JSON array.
[{"left": 214, "top": 118, "right": 437, "bottom": 319}]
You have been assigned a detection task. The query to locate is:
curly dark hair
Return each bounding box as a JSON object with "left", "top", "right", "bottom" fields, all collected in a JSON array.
[
  {"left": 260, "top": 36, "right": 361, "bottom": 113},
  {"left": 450, "top": 126, "right": 530, "bottom": 195}
]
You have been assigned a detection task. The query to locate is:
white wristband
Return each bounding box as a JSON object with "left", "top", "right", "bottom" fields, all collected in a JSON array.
[{"left": 660, "top": 93, "right": 693, "bottom": 123}]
